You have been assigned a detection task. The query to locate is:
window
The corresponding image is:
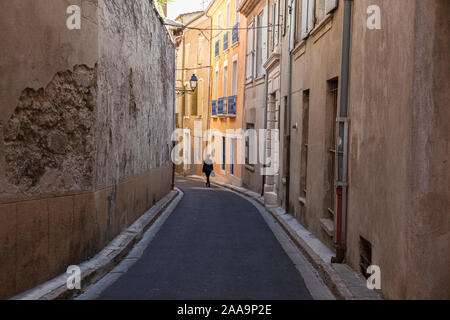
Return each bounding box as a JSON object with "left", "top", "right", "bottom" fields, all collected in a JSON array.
[
  {"left": 222, "top": 137, "right": 226, "bottom": 171},
  {"left": 289, "top": 0, "right": 297, "bottom": 50},
  {"left": 245, "top": 123, "right": 256, "bottom": 165},
  {"left": 271, "top": 3, "right": 276, "bottom": 51},
  {"left": 191, "top": 86, "right": 198, "bottom": 116},
  {"left": 184, "top": 83, "right": 189, "bottom": 116},
  {"left": 198, "top": 79, "right": 204, "bottom": 116},
  {"left": 296, "top": 0, "right": 303, "bottom": 41},
  {"left": 275, "top": 0, "right": 280, "bottom": 46},
  {"left": 181, "top": 94, "right": 186, "bottom": 116},
  {"left": 246, "top": 21, "right": 254, "bottom": 82},
  {"left": 231, "top": 59, "right": 238, "bottom": 96},
  {"left": 291, "top": 0, "right": 317, "bottom": 46},
  {"left": 223, "top": 65, "right": 228, "bottom": 98},
  {"left": 326, "top": 79, "right": 338, "bottom": 217},
  {"left": 325, "top": 0, "right": 338, "bottom": 15},
  {"left": 230, "top": 138, "right": 235, "bottom": 175},
  {"left": 255, "top": 11, "right": 264, "bottom": 77},
  {"left": 300, "top": 90, "right": 310, "bottom": 203},
  {"left": 215, "top": 69, "right": 219, "bottom": 100},
  {"left": 318, "top": 0, "right": 326, "bottom": 21},
  {"left": 318, "top": 0, "right": 338, "bottom": 22},
  {"left": 282, "top": 0, "right": 288, "bottom": 36},
  {"left": 195, "top": 136, "right": 203, "bottom": 164},
  {"left": 215, "top": 40, "right": 220, "bottom": 57},
  {"left": 184, "top": 130, "right": 191, "bottom": 170},
  {"left": 301, "top": 0, "right": 316, "bottom": 40}
]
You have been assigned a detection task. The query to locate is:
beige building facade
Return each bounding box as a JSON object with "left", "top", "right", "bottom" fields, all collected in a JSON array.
[
  {"left": 239, "top": 0, "right": 449, "bottom": 299},
  {"left": 173, "top": 12, "right": 212, "bottom": 177}
]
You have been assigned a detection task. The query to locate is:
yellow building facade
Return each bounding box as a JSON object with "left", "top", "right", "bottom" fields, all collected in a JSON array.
[{"left": 207, "top": 0, "right": 247, "bottom": 186}]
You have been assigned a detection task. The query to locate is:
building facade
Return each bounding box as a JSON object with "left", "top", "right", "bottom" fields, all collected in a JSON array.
[
  {"left": 0, "top": 0, "right": 175, "bottom": 299},
  {"left": 172, "top": 12, "right": 212, "bottom": 177},
  {"left": 238, "top": 0, "right": 449, "bottom": 299},
  {"left": 207, "top": 0, "right": 247, "bottom": 187}
]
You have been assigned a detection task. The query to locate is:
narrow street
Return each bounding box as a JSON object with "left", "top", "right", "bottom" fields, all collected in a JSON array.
[
  {"left": 95, "top": 178, "right": 331, "bottom": 300},
  {"left": 1, "top": 0, "right": 447, "bottom": 303}
]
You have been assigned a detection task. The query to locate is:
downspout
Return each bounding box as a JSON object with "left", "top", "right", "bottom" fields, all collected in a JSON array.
[
  {"left": 205, "top": 12, "right": 213, "bottom": 149},
  {"left": 261, "top": 1, "right": 270, "bottom": 197},
  {"left": 172, "top": 45, "right": 176, "bottom": 190},
  {"left": 332, "top": 0, "right": 353, "bottom": 264},
  {"left": 285, "top": 0, "right": 294, "bottom": 211},
  {"left": 285, "top": 48, "right": 292, "bottom": 210},
  {"left": 262, "top": 73, "right": 268, "bottom": 196}
]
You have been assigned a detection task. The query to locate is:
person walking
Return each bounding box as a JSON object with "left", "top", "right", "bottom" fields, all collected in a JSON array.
[{"left": 202, "top": 156, "right": 214, "bottom": 188}]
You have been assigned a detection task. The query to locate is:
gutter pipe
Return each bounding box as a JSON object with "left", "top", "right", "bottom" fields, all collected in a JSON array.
[{"left": 332, "top": 0, "right": 353, "bottom": 264}]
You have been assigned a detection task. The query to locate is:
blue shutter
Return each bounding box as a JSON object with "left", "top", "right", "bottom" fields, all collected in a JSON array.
[
  {"left": 232, "top": 23, "right": 239, "bottom": 44},
  {"left": 215, "top": 40, "right": 220, "bottom": 57}
]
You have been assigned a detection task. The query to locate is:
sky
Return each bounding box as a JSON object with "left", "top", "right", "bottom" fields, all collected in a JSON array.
[{"left": 167, "top": 0, "right": 210, "bottom": 20}]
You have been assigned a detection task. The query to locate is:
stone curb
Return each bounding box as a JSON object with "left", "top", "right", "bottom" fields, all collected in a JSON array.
[
  {"left": 11, "top": 188, "right": 181, "bottom": 301},
  {"left": 184, "top": 175, "right": 355, "bottom": 300}
]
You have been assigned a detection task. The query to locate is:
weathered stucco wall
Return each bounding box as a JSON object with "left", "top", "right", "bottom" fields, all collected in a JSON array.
[
  {"left": 347, "top": 0, "right": 449, "bottom": 299},
  {"left": 281, "top": 1, "right": 344, "bottom": 249},
  {"left": 96, "top": 0, "right": 174, "bottom": 188},
  {"left": 0, "top": 0, "right": 174, "bottom": 299}
]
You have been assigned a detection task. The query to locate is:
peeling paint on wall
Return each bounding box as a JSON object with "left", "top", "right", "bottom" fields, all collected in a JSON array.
[{"left": 3, "top": 65, "right": 97, "bottom": 194}]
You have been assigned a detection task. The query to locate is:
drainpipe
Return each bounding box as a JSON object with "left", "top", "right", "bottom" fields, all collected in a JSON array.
[
  {"left": 172, "top": 46, "right": 176, "bottom": 190},
  {"left": 206, "top": 12, "right": 213, "bottom": 149},
  {"left": 262, "top": 74, "right": 269, "bottom": 197},
  {"left": 332, "top": 0, "right": 353, "bottom": 264},
  {"left": 285, "top": 42, "right": 292, "bottom": 211}
]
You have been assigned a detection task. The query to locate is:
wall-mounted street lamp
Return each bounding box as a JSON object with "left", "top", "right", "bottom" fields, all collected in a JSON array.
[
  {"left": 190, "top": 74, "right": 198, "bottom": 91},
  {"left": 176, "top": 74, "right": 198, "bottom": 95}
]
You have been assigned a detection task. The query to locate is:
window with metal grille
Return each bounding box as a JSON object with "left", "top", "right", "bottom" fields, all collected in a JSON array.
[
  {"left": 360, "top": 237, "right": 373, "bottom": 279},
  {"left": 215, "top": 40, "right": 220, "bottom": 57},
  {"left": 245, "top": 123, "right": 256, "bottom": 165},
  {"left": 326, "top": 79, "right": 338, "bottom": 219},
  {"left": 300, "top": 90, "right": 310, "bottom": 200},
  {"left": 222, "top": 137, "right": 226, "bottom": 171}
]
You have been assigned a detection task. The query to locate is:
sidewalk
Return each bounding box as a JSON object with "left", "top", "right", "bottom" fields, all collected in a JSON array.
[
  {"left": 186, "top": 175, "right": 381, "bottom": 300},
  {"left": 11, "top": 189, "right": 182, "bottom": 300}
]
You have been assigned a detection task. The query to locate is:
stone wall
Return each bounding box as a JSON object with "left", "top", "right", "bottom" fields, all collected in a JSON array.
[{"left": 0, "top": 0, "right": 175, "bottom": 299}]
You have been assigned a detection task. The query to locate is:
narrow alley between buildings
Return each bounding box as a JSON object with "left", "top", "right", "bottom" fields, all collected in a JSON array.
[{"left": 82, "top": 178, "right": 334, "bottom": 300}]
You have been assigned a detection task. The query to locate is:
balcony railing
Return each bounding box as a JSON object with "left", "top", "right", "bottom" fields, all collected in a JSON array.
[
  {"left": 218, "top": 97, "right": 227, "bottom": 115},
  {"left": 232, "top": 23, "right": 239, "bottom": 44},
  {"left": 212, "top": 100, "right": 217, "bottom": 116},
  {"left": 223, "top": 32, "right": 229, "bottom": 51},
  {"left": 215, "top": 40, "right": 220, "bottom": 57},
  {"left": 228, "top": 95, "right": 237, "bottom": 116}
]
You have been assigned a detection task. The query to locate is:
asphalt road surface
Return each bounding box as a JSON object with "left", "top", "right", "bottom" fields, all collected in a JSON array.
[{"left": 96, "top": 178, "right": 323, "bottom": 300}]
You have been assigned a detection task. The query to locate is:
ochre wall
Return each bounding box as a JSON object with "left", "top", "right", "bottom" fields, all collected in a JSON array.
[
  {"left": 208, "top": 0, "right": 246, "bottom": 187},
  {"left": 347, "top": 0, "right": 449, "bottom": 299}
]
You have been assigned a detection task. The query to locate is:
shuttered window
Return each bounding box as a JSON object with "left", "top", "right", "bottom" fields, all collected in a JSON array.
[
  {"left": 289, "top": 0, "right": 296, "bottom": 51},
  {"left": 255, "top": 10, "right": 265, "bottom": 77},
  {"left": 325, "top": 0, "right": 338, "bottom": 15},
  {"left": 261, "top": 2, "right": 268, "bottom": 67},
  {"left": 246, "top": 21, "right": 254, "bottom": 82},
  {"left": 300, "top": 0, "right": 315, "bottom": 40},
  {"left": 318, "top": 0, "right": 326, "bottom": 21}
]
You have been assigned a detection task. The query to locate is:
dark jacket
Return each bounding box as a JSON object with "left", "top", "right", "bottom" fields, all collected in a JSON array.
[{"left": 202, "top": 162, "right": 214, "bottom": 174}]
